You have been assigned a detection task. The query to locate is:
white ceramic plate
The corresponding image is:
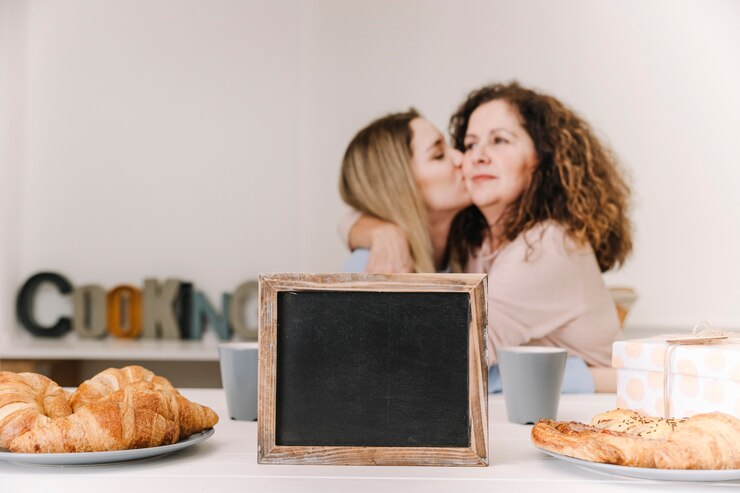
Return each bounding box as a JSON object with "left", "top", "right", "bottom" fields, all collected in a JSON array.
[
  {"left": 0, "top": 428, "right": 214, "bottom": 466},
  {"left": 537, "top": 447, "right": 740, "bottom": 482}
]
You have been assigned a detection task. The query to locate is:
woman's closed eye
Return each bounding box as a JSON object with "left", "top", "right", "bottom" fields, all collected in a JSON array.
[{"left": 491, "top": 136, "right": 509, "bottom": 145}]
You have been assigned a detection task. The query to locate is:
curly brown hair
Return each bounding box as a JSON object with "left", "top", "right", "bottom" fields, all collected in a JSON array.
[{"left": 447, "top": 82, "right": 632, "bottom": 272}]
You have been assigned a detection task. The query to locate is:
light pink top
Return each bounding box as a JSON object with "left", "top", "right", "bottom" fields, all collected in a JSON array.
[{"left": 467, "top": 221, "right": 620, "bottom": 368}]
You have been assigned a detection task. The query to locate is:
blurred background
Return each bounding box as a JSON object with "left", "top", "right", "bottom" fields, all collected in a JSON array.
[{"left": 1, "top": 0, "right": 739, "bottom": 385}]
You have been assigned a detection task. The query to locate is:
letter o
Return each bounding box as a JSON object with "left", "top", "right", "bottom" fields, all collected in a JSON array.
[{"left": 107, "top": 285, "right": 142, "bottom": 339}]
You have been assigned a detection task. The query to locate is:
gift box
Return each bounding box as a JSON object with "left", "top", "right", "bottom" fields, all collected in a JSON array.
[{"left": 612, "top": 336, "right": 740, "bottom": 418}]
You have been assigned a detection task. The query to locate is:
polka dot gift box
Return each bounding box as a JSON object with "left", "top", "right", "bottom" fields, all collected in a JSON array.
[{"left": 612, "top": 336, "right": 740, "bottom": 419}]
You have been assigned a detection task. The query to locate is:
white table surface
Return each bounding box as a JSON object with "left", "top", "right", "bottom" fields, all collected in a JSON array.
[{"left": 0, "top": 390, "right": 737, "bottom": 492}]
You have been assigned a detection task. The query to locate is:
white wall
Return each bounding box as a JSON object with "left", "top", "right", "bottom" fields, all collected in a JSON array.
[
  {"left": 3, "top": 0, "right": 304, "bottom": 341},
  {"left": 0, "top": 0, "right": 25, "bottom": 347},
  {"left": 299, "top": 0, "right": 740, "bottom": 329},
  {"left": 1, "top": 0, "right": 739, "bottom": 341}
]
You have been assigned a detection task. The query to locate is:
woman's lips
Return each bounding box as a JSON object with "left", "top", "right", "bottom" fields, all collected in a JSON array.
[{"left": 471, "top": 174, "right": 496, "bottom": 183}]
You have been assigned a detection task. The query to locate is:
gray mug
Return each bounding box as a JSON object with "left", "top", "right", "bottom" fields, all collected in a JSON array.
[
  {"left": 218, "top": 342, "right": 259, "bottom": 421},
  {"left": 497, "top": 346, "right": 567, "bottom": 425}
]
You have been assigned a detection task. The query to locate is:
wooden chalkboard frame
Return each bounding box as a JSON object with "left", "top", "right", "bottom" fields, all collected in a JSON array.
[{"left": 257, "top": 273, "right": 488, "bottom": 466}]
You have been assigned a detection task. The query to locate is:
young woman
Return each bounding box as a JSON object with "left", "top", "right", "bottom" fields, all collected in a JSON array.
[{"left": 339, "top": 109, "right": 470, "bottom": 273}]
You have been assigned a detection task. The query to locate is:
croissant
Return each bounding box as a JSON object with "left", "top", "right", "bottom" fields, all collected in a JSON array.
[
  {"left": 9, "top": 390, "right": 179, "bottom": 453},
  {"left": 100, "top": 383, "right": 218, "bottom": 438},
  {"left": 70, "top": 365, "right": 175, "bottom": 410},
  {"left": 0, "top": 371, "right": 72, "bottom": 450},
  {"left": 531, "top": 409, "right": 740, "bottom": 469}
]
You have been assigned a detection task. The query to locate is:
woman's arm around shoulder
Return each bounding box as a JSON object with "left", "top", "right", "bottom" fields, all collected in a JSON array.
[{"left": 338, "top": 210, "right": 414, "bottom": 273}]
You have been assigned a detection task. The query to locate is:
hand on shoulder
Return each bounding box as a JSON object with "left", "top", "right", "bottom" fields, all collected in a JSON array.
[{"left": 365, "top": 224, "right": 414, "bottom": 273}]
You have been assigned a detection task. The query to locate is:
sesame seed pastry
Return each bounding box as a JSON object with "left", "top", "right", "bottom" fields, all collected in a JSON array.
[{"left": 531, "top": 408, "right": 740, "bottom": 469}]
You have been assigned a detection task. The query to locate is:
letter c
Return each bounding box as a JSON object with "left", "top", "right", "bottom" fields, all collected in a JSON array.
[{"left": 16, "top": 272, "right": 73, "bottom": 337}]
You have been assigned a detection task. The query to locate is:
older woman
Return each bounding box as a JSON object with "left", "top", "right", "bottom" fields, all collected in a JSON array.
[{"left": 448, "top": 82, "right": 632, "bottom": 391}]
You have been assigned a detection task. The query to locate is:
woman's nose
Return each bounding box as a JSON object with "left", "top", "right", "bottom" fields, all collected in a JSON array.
[{"left": 469, "top": 144, "right": 488, "bottom": 165}]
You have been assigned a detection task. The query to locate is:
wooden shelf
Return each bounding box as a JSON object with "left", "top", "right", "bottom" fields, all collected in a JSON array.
[
  {"left": 0, "top": 331, "right": 256, "bottom": 361},
  {"left": 0, "top": 326, "right": 684, "bottom": 363}
]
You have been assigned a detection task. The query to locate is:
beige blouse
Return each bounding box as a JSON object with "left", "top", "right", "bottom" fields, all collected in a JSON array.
[{"left": 467, "top": 221, "right": 620, "bottom": 368}]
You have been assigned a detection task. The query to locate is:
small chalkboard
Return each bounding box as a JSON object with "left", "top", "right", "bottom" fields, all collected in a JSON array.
[{"left": 257, "top": 273, "right": 488, "bottom": 466}]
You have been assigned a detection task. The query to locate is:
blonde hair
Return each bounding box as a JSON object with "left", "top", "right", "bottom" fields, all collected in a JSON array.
[{"left": 339, "top": 109, "right": 436, "bottom": 273}]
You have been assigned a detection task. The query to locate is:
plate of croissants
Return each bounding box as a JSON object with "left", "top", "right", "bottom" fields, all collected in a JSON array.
[
  {"left": 0, "top": 365, "right": 218, "bottom": 465},
  {"left": 531, "top": 408, "right": 740, "bottom": 481}
]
